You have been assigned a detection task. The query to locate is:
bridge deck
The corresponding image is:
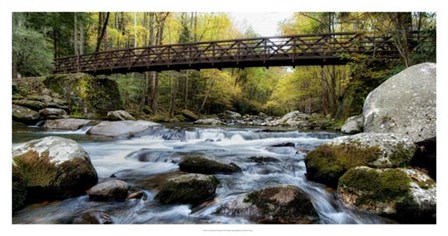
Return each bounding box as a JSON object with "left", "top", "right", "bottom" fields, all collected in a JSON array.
[{"left": 54, "top": 32, "right": 410, "bottom": 75}]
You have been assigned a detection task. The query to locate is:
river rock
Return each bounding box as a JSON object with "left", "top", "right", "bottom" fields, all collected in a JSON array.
[
  {"left": 271, "top": 111, "right": 310, "bottom": 127},
  {"left": 216, "top": 185, "right": 318, "bottom": 223},
  {"left": 220, "top": 110, "right": 242, "bottom": 119},
  {"left": 12, "top": 136, "right": 98, "bottom": 202},
  {"left": 12, "top": 104, "right": 40, "bottom": 124},
  {"left": 181, "top": 109, "right": 199, "bottom": 121},
  {"left": 193, "top": 118, "right": 224, "bottom": 125},
  {"left": 179, "top": 156, "right": 241, "bottom": 174},
  {"left": 305, "top": 133, "right": 416, "bottom": 187},
  {"left": 43, "top": 118, "right": 94, "bottom": 130},
  {"left": 39, "top": 108, "right": 68, "bottom": 119},
  {"left": 13, "top": 99, "right": 46, "bottom": 110},
  {"left": 87, "top": 120, "right": 160, "bottom": 137},
  {"left": 154, "top": 174, "right": 219, "bottom": 205},
  {"left": 87, "top": 179, "right": 130, "bottom": 202},
  {"left": 363, "top": 63, "right": 436, "bottom": 143},
  {"left": 106, "top": 110, "right": 135, "bottom": 121},
  {"left": 72, "top": 211, "right": 113, "bottom": 224},
  {"left": 338, "top": 166, "right": 436, "bottom": 223},
  {"left": 341, "top": 115, "right": 363, "bottom": 134},
  {"left": 12, "top": 164, "right": 27, "bottom": 212}
]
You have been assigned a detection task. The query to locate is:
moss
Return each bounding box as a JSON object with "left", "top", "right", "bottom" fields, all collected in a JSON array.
[
  {"left": 13, "top": 150, "right": 57, "bottom": 187},
  {"left": 339, "top": 168, "right": 412, "bottom": 206},
  {"left": 12, "top": 165, "right": 27, "bottom": 212},
  {"left": 305, "top": 143, "right": 381, "bottom": 187},
  {"left": 389, "top": 143, "right": 413, "bottom": 167}
]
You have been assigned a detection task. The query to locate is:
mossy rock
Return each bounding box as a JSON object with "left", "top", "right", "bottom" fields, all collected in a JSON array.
[
  {"left": 338, "top": 166, "right": 436, "bottom": 223},
  {"left": 179, "top": 156, "right": 241, "bottom": 175},
  {"left": 12, "top": 136, "right": 98, "bottom": 203},
  {"left": 181, "top": 109, "right": 199, "bottom": 121},
  {"left": 12, "top": 165, "right": 27, "bottom": 212},
  {"left": 216, "top": 185, "right": 318, "bottom": 224},
  {"left": 44, "top": 74, "right": 123, "bottom": 118},
  {"left": 154, "top": 174, "right": 219, "bottom": 205},
  {"left": 305, "top": 133, "right": 416, "bottom": 187}
]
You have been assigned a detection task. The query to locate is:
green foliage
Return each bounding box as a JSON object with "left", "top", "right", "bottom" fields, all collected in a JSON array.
[{"left": 305, "top": 143, "right": 381, "bottom": 187}]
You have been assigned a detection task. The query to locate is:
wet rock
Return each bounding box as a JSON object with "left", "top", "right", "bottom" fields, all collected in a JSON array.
[
  {"left": 72, "top": 211, "right": 113, "bottom": 224},
  {"left": 341, "top": 115, "right": 363, "bottom": 134},
  {"left": 39, "top": 108, "right": 68, "bottom": 119},
  {"left": 43, "top": 118, "right": 94, "bottom": 130},
  {"left": 179, "top": 156, "right": 241, "bottom": 174},
  {"left": 269, "top": 142, "right": 295, "bottom": 147},
  {"left": 12, "top": 104, "right": 40, "bottom": 124},
  {"left": 106, "top": 110, "right": 135, "bottom": 121},
  {"left": 155, "top": 174, "right": 219, "bottom": 205},
  {"left": 87, "top": 179, "right": 130, "bottom": 202},
  {"left": 12, "top": 136, "right": 98, "bottom": 202},
  {"left": 338, "top": 166, "right": 436, "bottom": 223},
  {"left": 247, "top": 156, "right": 280, "bottom": 163},
  {"left": 305, "top": 133, "right": 416, "bottom": 187},
  {"left": 193, "top": 118, "right": 224, "bottom": 126},
  {"left": 127, "top": 190, "right": 145, "bottom": 200},
  {"left": 12, "top": 164, "right": 27, "bottom": 212},
  {"left": 181, "top": 109, "right": 199, "bottom": 121},
  {"left": 87, "top": 120, "right": 160, "bottom": 137},
  {"left": 363, "top": 63, "right": 436, "bottom": 143},
  {"left": 216, "top": 185, "right": 318, "bottom": 223}
]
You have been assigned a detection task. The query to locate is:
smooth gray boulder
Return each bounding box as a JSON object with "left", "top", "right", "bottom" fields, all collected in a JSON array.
[
  {"left": 106, "top": 110, "right": 135, "bottom": 121},
  {"left": 87, "top": 179, "right": 130, "bottom": 202},
  {"left": 43, "top": 118, "right": 94, "bottom": 130},
  {"left": 39, "top": 108, "right": 68, "bottom": 119},
  {"left": 12, "top": 136, "right": 98, "bottom": 202},
  {"left": 271, "top": 111, "right": 310, "bottom": 127},
  {"left": 363, "top": 63, "right": 436, "bottom": 142},
  {"left": 87, "top": 120, "right": 160, "bottom": 137},
  {"left": 341, "top": 115, "right": 363, "bottom": 134}
]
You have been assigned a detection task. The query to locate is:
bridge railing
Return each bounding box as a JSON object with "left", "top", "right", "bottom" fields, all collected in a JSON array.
[{"left": 54, "top": 32, "right": 416, "bottom": 74}]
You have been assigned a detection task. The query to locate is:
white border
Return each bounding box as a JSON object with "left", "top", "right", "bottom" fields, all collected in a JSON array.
[{"left": 1, "top": 1, "right": 446, "bottom": 236}]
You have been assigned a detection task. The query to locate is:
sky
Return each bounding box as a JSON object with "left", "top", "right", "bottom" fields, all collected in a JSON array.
[{"left": 229, "top": 12, "right": 294, "bottom": 37}]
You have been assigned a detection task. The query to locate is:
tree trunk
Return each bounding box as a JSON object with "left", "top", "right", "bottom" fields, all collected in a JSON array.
[
  {"left": 95, "top": 12, "right": 110, "bottom": 53},
  {"left": 74, "top": 13, "right": 78, "bottom": 55},
  {"left": 200, "top": 76, "right": 215, "bottom": 112}
]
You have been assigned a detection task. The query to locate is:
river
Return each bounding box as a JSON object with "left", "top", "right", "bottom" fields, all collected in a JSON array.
[{"left": 12, "top": 123, "right": 390, "bottom": 224}]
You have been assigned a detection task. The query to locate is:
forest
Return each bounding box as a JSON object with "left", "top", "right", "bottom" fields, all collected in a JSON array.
[{"left": 12, "top": 12, "right": 436, "bottom": 122}]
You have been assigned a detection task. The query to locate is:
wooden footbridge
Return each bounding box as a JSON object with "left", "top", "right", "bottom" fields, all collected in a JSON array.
[{"left": 54, "top": 32, "right": 421, "bottom": 75}]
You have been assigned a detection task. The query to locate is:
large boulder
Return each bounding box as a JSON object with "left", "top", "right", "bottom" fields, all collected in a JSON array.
[
  {"left": 12, "top": 104, "right": 40, "bottom": 124},
  {"left": 272, "top": 111, "right": 310, "bottom": 127},
  {"left": 363, "top": 63, "right": 436, "bottom": 143},
  {"left": 87, "top": 179, "right": 130, "bottom": 202},
  {"left": 338, "top": 166, "right": 436, "bottom": 223},
  {"left": 179, "top": 156, "right": 241, "bottom": 174},
  {"left": 220, "top": 110, "right": 242, "bottom": 119},
  {"left": 87, "top": 120, "right": 160, "bottom": 138},
  {"left": 181, "top": 109, "right": 199, "bottom": 121},
  {"left": 305, "top": 133, "right": 416, "bottom": 187},
  {"left": 44, "top": 74, "right": 123, "bottom": 119},
  {"left": 341, "top": 115, "right": 363, "bottom": 134},
  {"left": 216, "top": 185, "right": 318, "bottom": 223},
  {"left": 39, "top": 108, "right": 68, "bottom": 119},
  {"left": 154, "top": 174, "right": 219, "bottom": 205},
  {"left": 106, "top": 110, "right": 135, "bottom": 121},
  {"left": 12, "top": 136, "right": 98, "bottom": 202},
  {"left": 13, "top": 99, "right": 46, "bottom": 110},
  {"left": 193, "top": 118, "right": 224, "bottom": 126},
  {"left": 43, "top": 118, "right": 94, "bottom": 130}
]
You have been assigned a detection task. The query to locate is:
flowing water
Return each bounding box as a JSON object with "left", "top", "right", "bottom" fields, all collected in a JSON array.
[{"left": 12, "top": 124, "right": 388, "bottom": 224}]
